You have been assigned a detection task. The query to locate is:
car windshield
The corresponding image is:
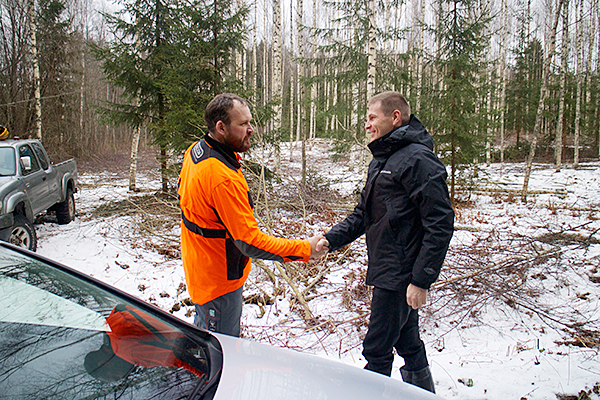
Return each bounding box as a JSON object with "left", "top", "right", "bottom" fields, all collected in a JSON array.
[
  {"left": 0, "top": 147, "right": 16, "bottom": 176},
  {"left": 0, "top": 245, "right": 220, "bottom": 400}
]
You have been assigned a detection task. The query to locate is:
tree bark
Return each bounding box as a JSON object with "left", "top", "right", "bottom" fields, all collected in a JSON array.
[
  {"left": 289, "top": 0, "right": 295, "bottom": 161},
  {"left": 28, "top": 0, "right": 42, "bottom": 141},
  {"left": 272, "top": 0, "right": 282, "bottom": 175},
  {"left": 585, "top": 0, "right": 597, "bottom": 156},
  {"left": 499, "top": 0, "right": 508, "bottom": 163},
  {"left": 309, "top": 0, "right": 318, "bottom": 140},
  {"left": 573, "top": 0, "right": 583, "bottom": 168},
  {"left": 366, "top": 0, "right": 376, "bottom": 100},
  {"left": 129, "top": 124, "right": 141, "bottom": 191},
  {"left": 522, "top": 0, "right": 565, "bottom": 202},
  {"left": 555, "top": 0, "right": 569, "bottom": 172},
  {"left": 296, "top": 0, "right": 306, "bottom": 184}
]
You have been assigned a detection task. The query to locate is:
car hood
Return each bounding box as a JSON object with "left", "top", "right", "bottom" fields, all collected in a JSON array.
[
  {"left": 0, "top": 176, "right": 15, "bottom": 185},
  {"left": 211, "top": 333, "right": 440, "bottom": 400}
]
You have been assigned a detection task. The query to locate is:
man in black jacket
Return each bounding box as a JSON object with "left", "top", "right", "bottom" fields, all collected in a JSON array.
[{"left": 323, "top": 91, "right": 454, "bottom": 393}]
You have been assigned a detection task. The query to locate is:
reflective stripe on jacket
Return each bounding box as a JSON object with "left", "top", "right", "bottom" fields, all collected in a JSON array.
[{"left": 178, "top": 138, "right": 310, "bottom": 305}]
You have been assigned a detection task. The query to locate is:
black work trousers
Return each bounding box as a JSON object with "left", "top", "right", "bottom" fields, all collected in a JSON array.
[{"left": 362, "top": 286, "right": 429, "bottom": 376}]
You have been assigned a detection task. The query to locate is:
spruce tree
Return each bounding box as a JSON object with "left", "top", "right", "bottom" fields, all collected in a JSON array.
[
  {"left": 426, "top": 0, "right": 491, "bottom": 201},
  {"left": 92, "top": 0, "right": 247, "bottom": 190},
  {"left": 37, "top": 0, "right": 77, "bottom": 152}
]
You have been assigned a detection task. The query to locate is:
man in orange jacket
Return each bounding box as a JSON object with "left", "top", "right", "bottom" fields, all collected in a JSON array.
[{"left": 178, "top": 93, "right": 328, "bottom": 337}]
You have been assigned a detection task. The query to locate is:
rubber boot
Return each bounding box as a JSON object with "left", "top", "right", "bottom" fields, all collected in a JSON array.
[{"left": 400, "top": 365, "right": 436, "bottom": 394}]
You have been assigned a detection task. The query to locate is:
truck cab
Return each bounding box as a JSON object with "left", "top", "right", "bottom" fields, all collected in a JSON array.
[{"left": 0, "top": 137, "right": 78, "bottom": 251}]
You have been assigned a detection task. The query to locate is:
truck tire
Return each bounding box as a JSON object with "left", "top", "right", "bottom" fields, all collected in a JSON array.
[
  {"left": 56, "top": 188, "right": 75, "bottom": 225},
  {"left": 10, "top": 214, "right": 37, "bottom": 252}
]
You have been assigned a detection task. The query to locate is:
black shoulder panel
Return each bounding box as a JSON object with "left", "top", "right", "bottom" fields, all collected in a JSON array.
[{"left": 191, "top": 140, "right": 238, "bottom": 172}]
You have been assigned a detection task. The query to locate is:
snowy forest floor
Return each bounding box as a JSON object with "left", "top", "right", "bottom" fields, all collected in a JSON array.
[{"left": 35, "top": 140, "right": 600, "bottom": 400}]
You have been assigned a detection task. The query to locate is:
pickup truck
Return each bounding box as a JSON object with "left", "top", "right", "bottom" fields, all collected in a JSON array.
[{"left": 0, "top": 138, "right": 77, "bottom": 251}]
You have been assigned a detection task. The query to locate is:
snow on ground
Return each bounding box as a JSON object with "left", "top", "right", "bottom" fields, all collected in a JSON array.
[{"left": 35, "top": 141, "right": 600, "bottom": 400}]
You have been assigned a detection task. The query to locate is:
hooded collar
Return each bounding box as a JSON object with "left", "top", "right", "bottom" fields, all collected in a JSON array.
[
  {"left": 367, "top": 115, "right": 433, "bottom": 159},
  {"left": 204, "top": 133, "right": 241, "bottom": 170}
]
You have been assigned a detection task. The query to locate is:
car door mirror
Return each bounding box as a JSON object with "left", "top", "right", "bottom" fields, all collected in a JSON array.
[{"left": 20, "top": 156, "right": 31, "bottom": 171}]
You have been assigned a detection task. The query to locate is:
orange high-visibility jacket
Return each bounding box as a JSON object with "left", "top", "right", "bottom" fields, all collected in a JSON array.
[{"left": 178, "top": 138, "right": 310, "bottom": 305}]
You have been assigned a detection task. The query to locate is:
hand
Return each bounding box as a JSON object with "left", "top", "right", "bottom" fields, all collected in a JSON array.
[
  {"left": 406, "top": 284, "right": 428, "bottom": 310},
  {"left": 308, "top": 235, "right": 329, "bottom": 260}
]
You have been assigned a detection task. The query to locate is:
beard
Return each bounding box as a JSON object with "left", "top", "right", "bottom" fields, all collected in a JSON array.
[{"left": 224, "top": 133, "right": 251, "bottom": 153}]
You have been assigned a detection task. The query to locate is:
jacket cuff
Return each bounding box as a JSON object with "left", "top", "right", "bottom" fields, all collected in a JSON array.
[{"left": 410, "top": 278, "right": 431, "bottom": 290}]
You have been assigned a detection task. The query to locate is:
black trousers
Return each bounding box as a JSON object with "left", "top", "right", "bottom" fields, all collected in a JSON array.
[{"left": 362, "top": 286, "right": 429, "bottom": 376}]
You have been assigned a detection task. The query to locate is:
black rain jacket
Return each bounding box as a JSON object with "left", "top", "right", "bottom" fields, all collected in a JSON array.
[{"left": 325, "top": 115, "right": 454, "bottom": 290}]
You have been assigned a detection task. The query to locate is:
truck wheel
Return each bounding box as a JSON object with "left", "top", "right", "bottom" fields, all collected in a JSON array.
[
  {"left": 10, "top": 214, "right": 37, "bottom": 252},
  {"left": 56, "top": 188, "right": 75, "bottom": 225}
]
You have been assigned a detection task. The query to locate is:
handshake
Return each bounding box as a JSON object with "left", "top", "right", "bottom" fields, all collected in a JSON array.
[{"left": 308, "top": 235, "right": 330, "bottom": 260}]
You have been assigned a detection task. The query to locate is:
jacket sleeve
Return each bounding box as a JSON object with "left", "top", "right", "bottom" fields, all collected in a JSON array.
[
  {"left": 324, "top": 185, "right": 368, "bottom": 252},
  {"left": 211, "top": 178, "right": 311, "bottom": 263},
  {"left": 402, "top": 151, "right": 454, "bottom": 289}
]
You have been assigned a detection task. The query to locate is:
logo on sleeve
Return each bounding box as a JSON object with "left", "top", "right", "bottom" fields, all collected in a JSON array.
[{"left": 191, "top": 142, "right": 204, "bottom": 164}]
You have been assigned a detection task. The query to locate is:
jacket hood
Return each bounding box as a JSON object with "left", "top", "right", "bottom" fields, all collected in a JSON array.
[{"left": 368, "top": 115, "right": 433, "bottom": 158}]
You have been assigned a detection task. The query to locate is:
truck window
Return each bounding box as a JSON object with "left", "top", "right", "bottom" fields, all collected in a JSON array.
[
  {"left": 19, "top": 145, "right": 41, "bottom": 175},
  {"left": 31, "top": 143, "right": 50, "bottom": 170},
  {"left": 0, "top": 148, "right": 16, "bottom": 176}
]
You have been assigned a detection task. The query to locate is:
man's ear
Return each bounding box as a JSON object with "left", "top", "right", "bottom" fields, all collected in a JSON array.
[
  {"left": 215, "top": 120, "right": 226, "bottom": 137},
  {"left": 392, "top": 110, "right": 403, "bottom": 127}
]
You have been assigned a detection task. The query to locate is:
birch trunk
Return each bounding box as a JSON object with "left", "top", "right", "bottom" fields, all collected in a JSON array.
[
  {"left": 296, "top": 0, "right": 306, "bottom": 184},
  {"left": 289, "top": 0, "right": 295, "bottom": 160},
  {"left": 585, "top": 0, "right": 596, "bottom": 155},
  {"left": 309, "top": 0, "right": 318, "bottom": 140},
  {"left": 485, "top": 3, "right": 492, "bottom": 166},
  {"left": 330, "top": 65, "right": 338, "bottom": 131},
  {"left": 273, "top": 0, "right": 282, "bottom": 175},
  {"left": 129, "top": 124, "right": 141, "bottom": 191},
  {"left": 595, "top": 0, "right": 600, "bottom": 157},
  {"left": 555, "top": 0, "right": 569, "bottom": 172},
  {"left": 80, "top": 51, "right": 85, "bottom": 136},
  {"left": 366, "top": 0, "right": 377, "bottom": 100},
  {"left": 252, "top": 2, "right": 258, "bottom": 104},
  {"left": 573, "top": 0, "right": 583, "bottom": 168},
  {"left": 235, "top": 0, "right": 244, "bottom": 81},
  {"left": 499, "top": 0, "right": 508, "bottom": 163},
  {"left": 415, "top": 0, "right": 425, "bottom": 112},
  {"left": 522, "top": 0, "right": 565, "bottom": 202},
  {"left": 28, "top": 0, "right": 42, "bottom": 141}
]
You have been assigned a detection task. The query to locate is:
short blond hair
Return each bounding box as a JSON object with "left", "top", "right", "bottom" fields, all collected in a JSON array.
[{"left": 369, "top": 91, "right": 411, "bottom": 124}]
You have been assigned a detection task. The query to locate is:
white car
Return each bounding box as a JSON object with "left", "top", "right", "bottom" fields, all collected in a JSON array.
[{"left": 0, "top": 242, "right": 440, "bottom": 400}]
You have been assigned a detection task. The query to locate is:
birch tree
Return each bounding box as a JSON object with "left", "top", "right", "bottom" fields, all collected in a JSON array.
[
  {"left": 28, "top": 0, "right": 42, "bottom": 140},
  {"left": 521, "top": 0, "right": 565, "bottom": 202},
  {"left": 555, "top": 0, "right": 569, "bottom": 172},
  {"left": 366, "top": 0, "right": 376, "bottom": 100},
  {"left": 572, "top": 0, "right": 583, "bottom": 168},
  {"left": 498, "top": 0, "right": 508, "bottom": 162},
  {"left": 584, "top": 0, "right": 597, "bottom": 157},
  {"left": 272, "top": 0, "right": 283, "bottom": 175}
]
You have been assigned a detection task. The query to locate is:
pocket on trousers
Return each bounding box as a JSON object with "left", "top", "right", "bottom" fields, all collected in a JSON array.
[{"left": 226, "top": 238, "right": 247, "bottom": 280}]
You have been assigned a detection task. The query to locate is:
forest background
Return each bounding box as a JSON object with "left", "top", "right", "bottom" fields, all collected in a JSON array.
[
  {"left": 1, "top": 0, "right": 599, "bottom": 200},
  {"left": 2, "top": 0, "right": 600, "bottom": 397}
]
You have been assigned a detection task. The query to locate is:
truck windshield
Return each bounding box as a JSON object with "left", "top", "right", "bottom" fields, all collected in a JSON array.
[{"left": 0, "top": 147, "right": 16, "bottom": 176}]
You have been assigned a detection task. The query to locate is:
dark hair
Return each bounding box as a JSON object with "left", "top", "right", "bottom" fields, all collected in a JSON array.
[
  {"left": 369, "top": 91, "right": 411, "bottom": 124},
  {"left": 205, "top": 93, "right": 249, "bottom": 133}
]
